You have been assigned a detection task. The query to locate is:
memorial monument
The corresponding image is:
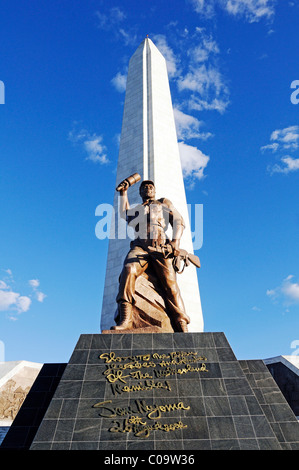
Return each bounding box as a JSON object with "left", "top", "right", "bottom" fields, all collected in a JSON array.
[
  {"left": 2, "top": 37, "right": 299, "bottom": 451},
  {"left": 100, "top": 36, "right": 203, "bottom": 334}
]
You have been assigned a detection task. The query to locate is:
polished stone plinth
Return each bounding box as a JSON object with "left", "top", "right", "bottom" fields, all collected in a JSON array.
[{"left": 27, "top": 333, "right": 299, "bottom": 450}]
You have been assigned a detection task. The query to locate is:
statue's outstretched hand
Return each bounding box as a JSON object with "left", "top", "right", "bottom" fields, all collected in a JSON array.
[
  {"left": 170, "top": 240, "right": 180, "bottom": 256},
  {"left": 120, "top": 180, "right": 130, "bottom": 193},
  {"left": 116, "top": 179, "right": 130, "bottom": 193}
]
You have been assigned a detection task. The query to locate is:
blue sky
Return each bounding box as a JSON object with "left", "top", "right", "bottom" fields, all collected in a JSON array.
[{"left": 0, "top": 0, "right": 299, "bottom": 364}]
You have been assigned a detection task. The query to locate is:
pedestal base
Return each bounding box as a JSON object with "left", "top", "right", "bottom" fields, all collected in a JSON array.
[{"left": 26, "top": 332, "right": 299, "bottom": 450}]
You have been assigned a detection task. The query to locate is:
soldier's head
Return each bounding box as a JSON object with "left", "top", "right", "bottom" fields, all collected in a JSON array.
[{"left": 139, "top": 180, "right": 155, "bottom": 200}]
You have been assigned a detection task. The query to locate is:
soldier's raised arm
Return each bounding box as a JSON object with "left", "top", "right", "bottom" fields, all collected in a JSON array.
[
  {"left": 115, "top": 173, "right": 141, "bottom": 220},
  {"left": 117, "top": 180, "right": 130, "bottom": 220}
]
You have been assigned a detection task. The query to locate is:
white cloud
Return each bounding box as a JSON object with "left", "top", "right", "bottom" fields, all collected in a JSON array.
[
  {"left": 175, "top": 27, "right": 230, "bottom": 114},
  {"left": 267, "top": 275, "right": 299, "bottom": 306},
  {"left": 189, "top": 95, "right": 230, "bottom": 113},
  {"left": 178, "top": 141, "right": 210, "bottom": 188},
  {"left": 29, "top": 279, "right": 46, "bottom": 303},
  {"left": 111, "top": 71, "right": 127, "bottom": 93},
  {"left": 282, "top": 281, "right": 299, "bottom": 303},
  {"left": 262, "top": 125, "right": 299, "bottom": 175},
  {"left": 29, "top": 279, "right": 40, "bottom": 288},
  {"left": 36, "top": 291, "right": 47, "bottom": 303},
  {"left": 118, "top": 28, "right": 138, "bottom": 47},
  {"left": 189, "top": 31, "right": 220, "bottom": 63},
  {"left": 190, "top": 0, "right": 276, "bottom": 22},
  {"left": 68, "top": 125, "right": 109, "bottom": 164},
  {"left": 178, "top": 64, "right": 230, "bottom": 113},
  {"left": 260, "top": 142, "right": 279, "bottom": 153},
  {"left": 0, "top": 289, "right": 31, "bottom": 314},
  {"left": 152, "top": 34, "right": 179, "bottom": 78},
  {"left": 223, "top": 0, "right": 275, "bottom": 23},
  {"left": 270, "top": 125, "right": 299, "bottom": 150},
  {"left": 95, "top": 8, "right": 137, "bottom": 46},
  {"left": 190, "top": 0, "right": 216, "bottom": 17},
  {"left": 269, "top": 156, "right": 299, "bottom": 175},
  {"left": 0, "top": 280, "right": 8, "bottom": 290},
  {"left": 0, "top": 289, "right": 18, "bottom": 311},
  {"left": 95, "top": 7, "right": 126, "bottom": 29},
  {"left": 0, "top": 271, "right": 46, "bottom": 319},
  {"left": 84, "top": 136, "right": 108, "bottom": 164},
  {"left": 17, "top": 296, "right": 32, "bottom": 313},
  {"left": 173, "top": 108, "right": 213, "bottom": 140}
]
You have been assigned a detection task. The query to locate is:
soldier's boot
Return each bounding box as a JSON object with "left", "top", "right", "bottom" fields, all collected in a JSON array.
[{"left": 111, "top": 302, "right": 134, "bottom": 330}]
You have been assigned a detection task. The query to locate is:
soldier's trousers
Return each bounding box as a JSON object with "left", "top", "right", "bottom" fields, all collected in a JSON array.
[{"left": 116, "top": 245, "right": 190, "bottom": 325}]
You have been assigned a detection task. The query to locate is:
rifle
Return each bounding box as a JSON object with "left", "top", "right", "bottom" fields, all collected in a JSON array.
[{"left": 147, "top": 243, "right": 201, "bottom": 274}]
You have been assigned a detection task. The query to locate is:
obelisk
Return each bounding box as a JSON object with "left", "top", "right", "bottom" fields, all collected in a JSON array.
[{"left": 100, "top": 37, "right": 203, "bottom": 332}]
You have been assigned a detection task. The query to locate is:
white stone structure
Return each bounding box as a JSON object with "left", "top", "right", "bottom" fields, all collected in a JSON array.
[
  {"left": 0, "top": 361, "right": 42, "bottom": 426},
  {"left": 100, "top": 37, "right": 203, "bottom": 332}
]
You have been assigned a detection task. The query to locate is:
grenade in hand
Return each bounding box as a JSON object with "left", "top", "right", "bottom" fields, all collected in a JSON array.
[{"left": 116, "top": 173, "right": 141, "bottom": 192}]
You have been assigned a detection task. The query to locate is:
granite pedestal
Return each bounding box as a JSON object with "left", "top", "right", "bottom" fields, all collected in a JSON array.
[{"left": 28, "top": 332, "right": 299, "bottom": 450}]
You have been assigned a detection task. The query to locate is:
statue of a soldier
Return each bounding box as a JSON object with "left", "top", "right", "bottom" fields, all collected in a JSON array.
[{"left": 112, "top": 175, "right": 191, "bottom": 333}]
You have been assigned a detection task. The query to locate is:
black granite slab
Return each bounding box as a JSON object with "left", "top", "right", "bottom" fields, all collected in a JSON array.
[
  {"left": 28, "top": 333, "right": 287, "bottom": 450},
  {"left": 266, "top": 360, "right": 299, "bottom": 417},
  {"left": 240, "top": 360, "right": 299, "bottom": 450}
]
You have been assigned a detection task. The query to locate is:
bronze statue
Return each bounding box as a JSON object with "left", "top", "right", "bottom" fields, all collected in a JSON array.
[{"left": 111, "top": 174, "right": 200, "bottom": 333}]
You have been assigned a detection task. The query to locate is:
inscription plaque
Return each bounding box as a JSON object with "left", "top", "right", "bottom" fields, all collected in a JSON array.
[{"left": 93, "top": 349, "right": 208, "bottom": 439}]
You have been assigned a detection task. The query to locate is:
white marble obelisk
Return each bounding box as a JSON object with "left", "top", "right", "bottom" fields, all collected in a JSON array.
[{"left": 100, "top": 37, "right": 203, "bottom": 332}]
